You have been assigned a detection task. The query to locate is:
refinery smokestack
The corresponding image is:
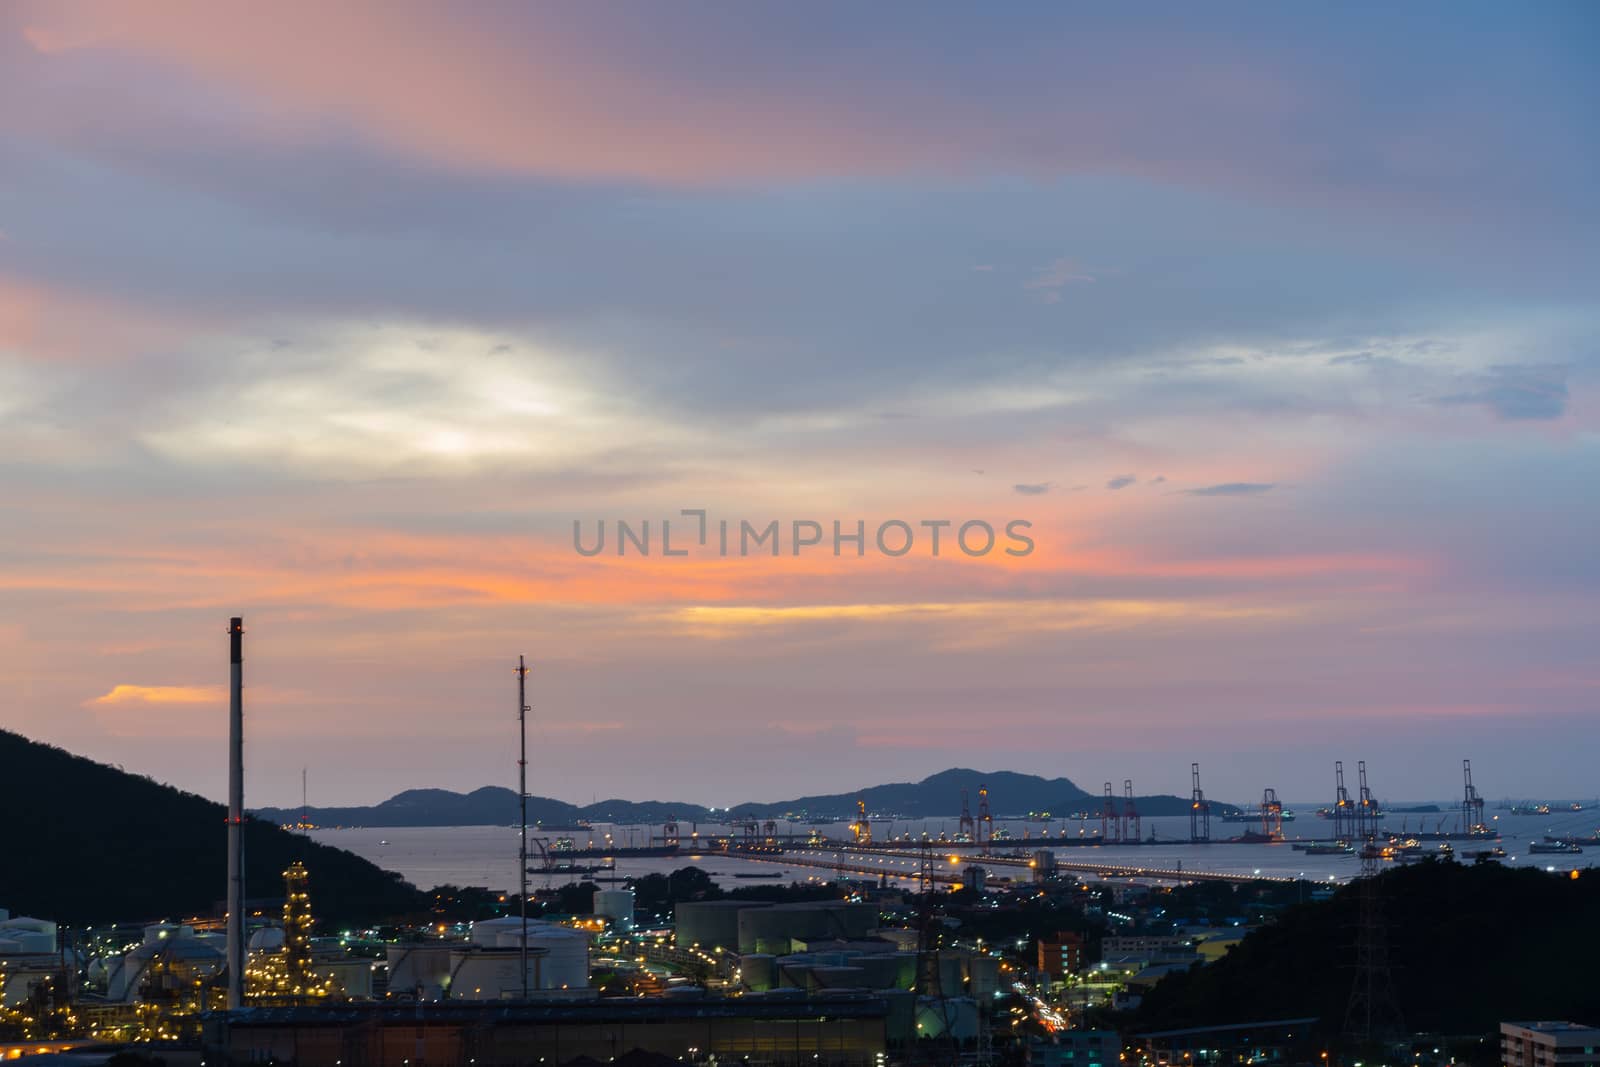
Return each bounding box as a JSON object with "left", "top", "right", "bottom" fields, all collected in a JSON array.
[{"left": 226, "top": 616, "right": 245, "bottom": 1010}]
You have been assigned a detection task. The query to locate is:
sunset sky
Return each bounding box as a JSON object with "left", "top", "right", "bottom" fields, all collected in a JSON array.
[{"left": 2, "top": 3, "right": 1597, "bottom": 809}]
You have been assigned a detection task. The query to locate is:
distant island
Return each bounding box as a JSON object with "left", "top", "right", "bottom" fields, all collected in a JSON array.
[{"left": 251, "top": 767, "right": 1239, "bottom": 827}]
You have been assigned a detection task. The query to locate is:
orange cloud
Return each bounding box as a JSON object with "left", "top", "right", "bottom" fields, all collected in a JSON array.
[{"left": 86, "top": 683, "right": 221, "bottom": 707}]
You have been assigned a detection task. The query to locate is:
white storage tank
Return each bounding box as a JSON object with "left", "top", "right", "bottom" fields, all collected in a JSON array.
[
  {"left": 386, "top": 943, "right": 456, "bottom": 1000},
  {"left": 249, "top": 927, "right": 286, "bottom": 951},
  {"left": 141, "top": 923, "right": 192, "bottom": 947},
  {"left": 529, "top": 925, "right": 589, "bottom": 990},
  {"left": 448, "top": 948, "right": 546, "bottom": 1000},
  {"left": 593, "top": 889, "right": 635, "bottom": 931},
  {"left": 464, "top": 920, "right": 589, "bottom": 990},
  {"left": 0, "top": 917, "right": 57, "bottom": 954}
]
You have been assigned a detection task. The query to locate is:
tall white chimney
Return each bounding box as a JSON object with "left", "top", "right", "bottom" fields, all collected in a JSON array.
[{"left": 226, "top": 616, "right": 245, "bottom": 1010}]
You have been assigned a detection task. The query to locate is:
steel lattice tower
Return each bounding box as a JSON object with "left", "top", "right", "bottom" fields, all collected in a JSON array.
[{"left": 1343, "top": 836, "right": 1403, "bottom": 1048}]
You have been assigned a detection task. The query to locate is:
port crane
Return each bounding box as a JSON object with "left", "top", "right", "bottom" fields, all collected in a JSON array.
[
  {"left": 1462, "top": 759, "right": 1486, "bottom": 835},
  {"left": 850, "top": 798, "right": 872, "bottom": 845},
  {"left": 1259, "top": 787, "right": 1284, "bottom": 840},
  {"left": 1333, "top": 761, "right": 1355, "bottom": 843},
  {"left": 1189, "top": 763, "right": 1211, "bottom": 842},
  {"left": 977, "top": 784, "right": 993, "bottom": 855},
  {"left": 1123, "top": 780, "right": 1141, "bottom": 843},
  {"left": 1357, "top": 760, "right": 1379, "bottom": 840},
  {"left": 957, "top": 788, "right": 976, "bottom": 843}
]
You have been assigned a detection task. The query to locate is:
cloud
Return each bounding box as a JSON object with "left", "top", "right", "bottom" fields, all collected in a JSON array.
[
  {"left": 87, "top": 684, "right": 222, "bottom": 707},
  {"left": 1438, "top": 365, "right": 1569, "bottom": 421},
  {"left": 1185, "top": 482, "right": 1277, "bottom": 497},
  {"left": 1026, "top": 258, "right": 1097, "bottom": 303},
  {"left": 1106, "top": 475, "right": 1137, "bottom": 490},
  {"left": 1013, "top": 482, "right": 1052, "bottom": 495},
  {"left": 1150, "top": 475, "right": 1167, "bottom": 485}
]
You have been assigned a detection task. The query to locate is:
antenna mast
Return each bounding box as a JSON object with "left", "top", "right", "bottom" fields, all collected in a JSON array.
[{"left": 516, "top": 655, "right": 531, "bottom": 999}]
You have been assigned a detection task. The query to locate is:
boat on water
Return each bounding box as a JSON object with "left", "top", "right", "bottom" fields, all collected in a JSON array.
[
  {"left": 530, "top": 861, "right": 615, "bottom": 875},
  {"left": 733, "top": 871, "right": 785, "bottom": 879},
  {"left": 1510, "top": 803, "right": 1552, "bottom": 816},
  {"left": 1301, "top": 842, "right": 1355, "bottom": 856},
  {"left": 549, "top": 839, "right": 681, "bottom": 859},
  {"left": 1220, "top": 811, "right": 1298, "bottom": 824},
  {"left": 1529, "top": 840, "right": 1583, "bottom": 855}
]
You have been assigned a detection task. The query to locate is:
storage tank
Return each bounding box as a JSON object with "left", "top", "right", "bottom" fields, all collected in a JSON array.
[
  {"left": 776, "top": 960, "right": 814, "bottom": 990},
  {"left": 851, "top": 953, "right": 905, "bottom": 990},
  {"left": 0, "top": 918, "right": 57, "bottom": 954},
  {"left": 386, "top": 943, "right": 455, "bottom": 1000},
  {"left": 469, "top": 916, "right": 528, "bottom": 948},
  {"left": 967, "top": 954, "right": 1001, "bottom": 997},
  {"left": 676, "top": 900, "right": 766, "bottom": 951},
  {"left": 319, "top": 956, "right": 375, "bottom": 999},
  {"left": 249, "top": 927, "right": 286, "bottom": 951},
  {"left": 937, "top": 952, "right": 964, "bottom": 996},
  {"left": 448, "top": 948, "right": 543, "bottom": 1000},
  {"left": 529, "top": 925, "right": 589, "bottom": 989},
  {"left": 810, "top": 965, "right": 865, "bottom": 990},
  {"left": 739, "top": 953, "right": 777, "bottom": 992},
  {"left": 140, "top": 922, "right": 191, "bottom": 947},
  {"left": 593, "top": 889, "right": 635, "bottom": 931},
  {"left": 890, "top": 952, "right": 918, "bottom": 989},
  {"left": 915, "top": 996, "right": 979, "bottom": 1040},
  {"left": 463, "top": 920, "right": 589, "bottom": 989},
  {"left": 736, "top": 901, "right": 877, "bottom": 955}
]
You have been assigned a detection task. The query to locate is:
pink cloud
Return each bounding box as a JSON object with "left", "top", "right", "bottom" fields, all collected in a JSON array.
[{"left": 6, "top": 2, "right": 1303, "bottom": 188}]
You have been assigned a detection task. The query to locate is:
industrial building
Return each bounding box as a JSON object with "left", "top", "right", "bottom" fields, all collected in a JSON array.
[
  {"left": 102, "top": 924, "right": 226, "bottom": 1003},
  {"left": 1036, "top": 931, "right": 1083, "bottom": 981},
  {"left": 1501, "top": 1021, "right": 1600, "bottom": 1067},
  {"left": 0, "top": 914, "right": 63, "bottom": 1009},
  {"left": 1027, "top": 1031, "right": 1120, "bottom": 1067},
  {"left": 202, "top": 993, "right": 892, "bottom": 1066}
]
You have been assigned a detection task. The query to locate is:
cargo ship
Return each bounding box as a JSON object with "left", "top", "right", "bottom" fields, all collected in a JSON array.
[
  {"left": 549, "top": 839, "right": 681, "bottom": 859},
  {"left": 1529, "top": 840, "right": 1583, "bottom": 855},
  {"left": 1220, "top": 810, "right": 1297, "bottom": 824}
]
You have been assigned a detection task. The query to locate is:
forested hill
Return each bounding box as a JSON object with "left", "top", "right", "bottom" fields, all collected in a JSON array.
[
  {"left": 1137, "top": 859, "right": 1600, "bottom": 1037},
  {"left": 0, "top": 730, "right": 426, "bottom": 924}
]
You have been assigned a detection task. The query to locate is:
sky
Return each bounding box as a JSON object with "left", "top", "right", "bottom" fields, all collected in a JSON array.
[{"left": 2, "top": 2, "right": 1597, "bottom": 811}]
